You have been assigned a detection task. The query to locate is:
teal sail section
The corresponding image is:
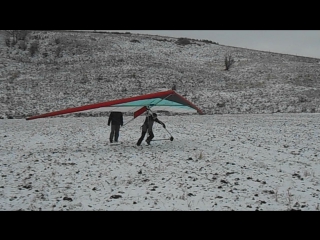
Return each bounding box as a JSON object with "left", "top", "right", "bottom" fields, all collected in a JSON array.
[{"left": 115, "top": 99, "right": 188, "bottom": 108}]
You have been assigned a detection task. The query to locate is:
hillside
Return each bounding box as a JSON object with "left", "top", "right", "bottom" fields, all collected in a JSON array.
[{"left": 1, "top": 30, "right": 320, "bottom": 119}]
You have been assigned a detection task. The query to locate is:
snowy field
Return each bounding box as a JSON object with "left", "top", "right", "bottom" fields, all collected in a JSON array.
[{"left": 1, "top": 113, "right": 320, "bottom": 211}]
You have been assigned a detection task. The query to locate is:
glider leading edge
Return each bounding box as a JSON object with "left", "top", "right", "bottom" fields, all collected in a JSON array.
[{"left": 26, "top": 90, "right": 204, "bottom": 121}]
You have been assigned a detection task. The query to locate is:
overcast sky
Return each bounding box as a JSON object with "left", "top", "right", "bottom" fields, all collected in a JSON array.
[{"left": 110, "top": 30, "right": 320, "bottom": 59}]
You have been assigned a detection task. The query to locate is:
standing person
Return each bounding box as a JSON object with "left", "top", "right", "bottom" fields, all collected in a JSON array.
[
  {"left": 108, "top": 111, "right": 123, "bottom": 143},
  {"left": 137, "top": 112, "right": 166, "bottom": 146}
]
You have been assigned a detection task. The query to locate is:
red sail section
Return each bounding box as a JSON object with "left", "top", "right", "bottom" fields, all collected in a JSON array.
[
  {"left": 134, "top": 106, "right": 148, "bottom": 118},
  {"left": 169, "top": 92, "right": 204, "bottom": 115}
]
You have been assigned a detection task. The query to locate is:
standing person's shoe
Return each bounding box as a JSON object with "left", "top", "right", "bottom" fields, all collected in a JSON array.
[{"left": 146, "top": 140, "right": 151, "bottom": 145}]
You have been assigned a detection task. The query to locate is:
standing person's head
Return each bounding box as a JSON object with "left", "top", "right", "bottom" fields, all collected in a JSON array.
[{"left": 152, "top": 113, "right": 157, "bottom": 119}]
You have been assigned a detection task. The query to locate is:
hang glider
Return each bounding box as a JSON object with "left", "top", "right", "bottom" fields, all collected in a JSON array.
[{"left": 26, "top": 90, "right": 204, "bottom": 121}]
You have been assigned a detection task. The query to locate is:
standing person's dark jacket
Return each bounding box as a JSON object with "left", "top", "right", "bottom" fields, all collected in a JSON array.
[{"left": 108, "top": 111, "right": 123, "bottom": 126}]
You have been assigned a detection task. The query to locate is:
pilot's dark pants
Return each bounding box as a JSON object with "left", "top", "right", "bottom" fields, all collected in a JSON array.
[{"left": 137, "top": 123, "right": 154, "bottom": 146}]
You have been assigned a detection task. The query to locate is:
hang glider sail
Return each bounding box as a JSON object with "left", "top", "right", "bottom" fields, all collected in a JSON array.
[{"left": 26, "top": 90, "right": 203, "bottom": 121}]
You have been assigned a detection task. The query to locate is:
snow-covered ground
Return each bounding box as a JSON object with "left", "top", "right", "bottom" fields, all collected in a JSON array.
[{"left": 1, "top": 113, "right": 319, "bottom": 211}]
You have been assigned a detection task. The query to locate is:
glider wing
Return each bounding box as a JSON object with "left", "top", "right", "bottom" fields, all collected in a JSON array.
[{"left": 26, "top": 90, "right": 203, "bottom": 120}]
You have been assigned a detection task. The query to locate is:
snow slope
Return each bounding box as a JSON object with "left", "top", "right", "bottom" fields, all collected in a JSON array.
[{"left": 1, "top": 30, "right": 320, "bottom": 119}]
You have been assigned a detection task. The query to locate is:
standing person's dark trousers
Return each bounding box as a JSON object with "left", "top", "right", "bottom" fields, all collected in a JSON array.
[{"left": 110, "top": 124, "right": 121, "bottom": 143}]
